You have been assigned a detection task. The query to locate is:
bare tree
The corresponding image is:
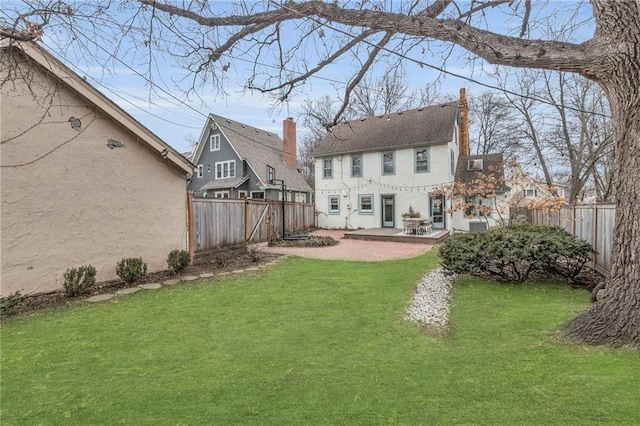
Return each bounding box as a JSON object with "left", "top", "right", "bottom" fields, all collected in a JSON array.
[
  {"left": 350, "top": 68, "right": 418, "bottom": 117},
  {"left": 2, "top": 0, "right": 639, "bottom": 346},
  {"left": 468, "top": 91, "right": 520, "bottom": 156}
]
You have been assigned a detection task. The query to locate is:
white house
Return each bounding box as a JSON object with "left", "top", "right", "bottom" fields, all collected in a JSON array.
[{"left": 313, "top": 90, "right": 472, "bottom": 231}]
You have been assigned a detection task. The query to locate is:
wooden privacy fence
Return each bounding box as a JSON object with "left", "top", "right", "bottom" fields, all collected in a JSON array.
[
  {"left": 526, "top": 203, "right": 615, "bottom": 276},
  {"left": 187, "top": 195, "right": 315, "bottom": 262}
]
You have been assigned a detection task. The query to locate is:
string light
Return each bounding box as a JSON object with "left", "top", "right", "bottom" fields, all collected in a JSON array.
[{"left": 316, "top": 178, "right": 455, "bottom": 194}]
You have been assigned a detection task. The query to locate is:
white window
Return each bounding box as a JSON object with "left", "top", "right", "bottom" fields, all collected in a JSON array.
[
  {"left": 214, "top": 191, "right": 229, "bottom": 199},
  {"left": 323, "top": 158, "right": 333, "bottom": 179},
  {"left": 215, "top": 160, "right": 236, "bottom": 179},
  {"left": 210, "top": 134, "right": 220, "bottom": 151},
  {"left": 450, "top": 150, "right": 456, "bottom": 175},
  {"left": 351, "top": 154, "right": 362, "bottom": 177},
  {"left": 197, "top": 164, "right": 203, "bottom": 178},
  {"left": 358, "top": 194, "right": 373, "bottom": 214},
  {"left": 525, "top": 188, "right": 537, "bottom": 197},
  {"left": 238, "top": 190, "right": 248, "bottom": 199},
  {"left": 329, "top": 195, "right": 340, "bottom": 214},
  {"left": 382, "top": 151, "right": 395, "bottom": 175},
  {"left": 415, "top": 147, "right": 430, "bottom": 173},
  {"left": 468, "top": 159, "right": 484, "bottom": 171},
  {"left": 295, "top": 193, "right": 307, "bottom": 203},
  {"left": 251, "top": 191, "right": 265, "bottom": 199}
]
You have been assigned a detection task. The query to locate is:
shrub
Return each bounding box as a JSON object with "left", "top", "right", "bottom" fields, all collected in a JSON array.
[
  {"left": 167, "top": 249, "right": 191, "bottom": 274},
  {"left": 1, "top": 291, "right": 24, "bottom": 315},
  {"left": 116, "top": 257, "right": 147, "bottom": 283},
  {"left": 439, "top": 223, "right": 592, "bottom": 284},
  {"left": 270, "top": 236, "right": 339, "bottom": 248},
  {"left": 63, "top": 265, "right": 97, "bottom": 297}
]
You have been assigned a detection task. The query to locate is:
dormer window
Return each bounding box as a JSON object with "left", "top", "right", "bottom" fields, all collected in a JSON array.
[
  {"left": 267, "top": 165, "right": 275, "bottom": 184},
  {"left": 468, "top": 159, "right": 483, "bottom": 171},
  {"left": 210, "top": 134, "right": 220, "bottom": 151},
  {"left": 525, "top": 188, "right": 537, "bottom": 197}
]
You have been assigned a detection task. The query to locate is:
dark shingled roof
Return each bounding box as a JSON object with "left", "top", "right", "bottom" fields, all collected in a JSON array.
[
  {"left": 208, "top": 114, "right": 311, "bottom": 192},
  {"left": 455, "top": 153, "right": 510, "bottom": 193},
  {"left": 313, "top": 102, "right": 460, "bottom": 156}
]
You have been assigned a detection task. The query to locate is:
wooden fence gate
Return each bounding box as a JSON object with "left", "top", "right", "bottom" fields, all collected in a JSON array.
[{"left": 187, "top": 194, "right": 315, "bottom": 263}]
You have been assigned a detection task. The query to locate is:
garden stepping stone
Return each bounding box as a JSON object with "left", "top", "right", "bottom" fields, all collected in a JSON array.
[
  {"left": 116, "top": 287, "right": 141, "bottom": 296},
  {"left": 199, "top": 272, "right": 215, "bottom": 278},
  {"left": 87, "top": 294, "right": 115, "bottom": 303},
  {"left": 232, "top": 269, "right": 245, "bottom": 274},
  {"left": 245, "top": 267, "right": 259, "bottom": 271},
  {"left": 139, "top": 283, "right": 162, "bottom": 290},
  {"left": 163, "top": 279, "right": 181, "bottom": 285},
  {"left": 181, "top": 275, "right": 199, "bottom": 281}
]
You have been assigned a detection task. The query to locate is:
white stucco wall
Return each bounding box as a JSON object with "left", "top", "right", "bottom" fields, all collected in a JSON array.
[
  {"left": 315, "top": 142, "right": 456, "bottom": 230},
  {"left": 1, "top": 57, "right": 188, "bottom": 295}
]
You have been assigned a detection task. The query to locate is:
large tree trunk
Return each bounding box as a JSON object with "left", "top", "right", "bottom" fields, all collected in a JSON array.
[{"left": 563, "top": 2, "right": 640, "bottom": 345}]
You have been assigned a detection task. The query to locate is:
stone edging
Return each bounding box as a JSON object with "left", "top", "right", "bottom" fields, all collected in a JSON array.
[{"left": 85, "top": 259, "right": 284, "bottom": 303}]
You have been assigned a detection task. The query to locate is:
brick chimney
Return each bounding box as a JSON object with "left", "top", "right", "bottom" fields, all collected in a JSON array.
[
  {"left": 459, "top": 88, "right": 470, "bottom": 156},
  {"left": 282, "top": 117, "right": 297, "bottom": 167}
]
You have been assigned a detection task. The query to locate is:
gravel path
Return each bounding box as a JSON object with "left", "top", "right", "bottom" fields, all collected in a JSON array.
[{"left": 405, "top": 267, "right": 454, "bottom": 329}]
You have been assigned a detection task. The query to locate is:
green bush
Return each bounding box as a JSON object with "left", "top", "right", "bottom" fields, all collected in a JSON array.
[
  {"left": 63, "top": 265, "right": 97, "bottom": 297},
  {"left": 167, "top": 249, "right": 191, "bottom": 274},
  {"left": 116, "top": 257, "right": 147, "bottom": 283},
  {"left": 1, "top": 291, "right": 24, "bottom": 315},
  {"left": 439, "top": 223, "right": 592, "bottom": 284}
]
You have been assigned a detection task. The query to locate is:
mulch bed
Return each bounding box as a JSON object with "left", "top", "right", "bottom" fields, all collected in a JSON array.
[{"left": 2, "top": 250, "right": 282, "bottom": 318}]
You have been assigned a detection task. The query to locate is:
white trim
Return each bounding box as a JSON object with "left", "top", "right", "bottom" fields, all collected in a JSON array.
[
  {"left": 214, "top": 191, "right": 229, "bottom": 199},
  {"left": 215, "top": 160, "right": 236, "bottom": 179},
  {"left": 238, "top": 190, "right": 248, "bottom": 199},
  {"left": 328, "top": 195, "right": 340, "bottom": 214},
  {"left": 250, "top": 191, "right": 265, "bottom": 199},
  {"left": 210, "top": 134, "right": 220, "bottom": 151},
  {"left": 358, "top": 194, "right": 373, "bottom": 214},
  {"left": 197, "top": 164, "right": 203, "bottom": 178}
]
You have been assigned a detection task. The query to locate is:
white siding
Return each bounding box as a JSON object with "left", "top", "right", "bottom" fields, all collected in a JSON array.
[{"left": 315, "top": 141, "right": 457, "bottom": 230}]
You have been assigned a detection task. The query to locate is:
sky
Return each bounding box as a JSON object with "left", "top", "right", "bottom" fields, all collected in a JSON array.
[{"left": 3, "top": 1, "right": 594, "bottom": 155}]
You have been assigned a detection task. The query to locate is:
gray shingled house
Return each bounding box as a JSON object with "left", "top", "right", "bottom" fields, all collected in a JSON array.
[{"left": 188, "top": 115, "right": 312, "bottom": 202}]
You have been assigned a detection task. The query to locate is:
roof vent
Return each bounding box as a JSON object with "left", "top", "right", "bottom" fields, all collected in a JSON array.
[
  {"left": 255, "top": 129, "right": 259, "bottom": 133},
  {"left": 241, "top": 124, "right": 245, "bottom": 128},
  {"left": 468, "top": 159, "right": 484, "bottom": 171},
  {"left": 226, "top": 119, "right": 231, "bottom": 123}
]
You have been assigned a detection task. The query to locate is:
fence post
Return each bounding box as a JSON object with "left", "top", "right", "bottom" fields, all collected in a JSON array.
[
  {"left": 593, "top": 202, "right": 598, "bottom": 270},
  {"left": 187, "top": 192, "right": 195, "bottom": 265},
  {"left": 244, "top": 195, "right": 249, "bottom": 241}
]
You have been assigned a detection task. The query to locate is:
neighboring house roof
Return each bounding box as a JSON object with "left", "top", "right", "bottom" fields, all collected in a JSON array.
[
  {"left": 201, "top": 176, "right": 249, "bottom": 191},
  {"left": 455, "top": 154, "right": 510, "bottom": 193},
  {"left": 313, "top": 102, "right": 460, "bottom": 156},
  {"left": 0, "top": 38, "right": 194, "bottom": 174},
  {"left": 193, "top": 114, "right": 311, "bottom": 192}
]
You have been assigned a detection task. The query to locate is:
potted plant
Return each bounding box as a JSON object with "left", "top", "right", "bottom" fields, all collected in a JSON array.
[{"left": 401, "top": 206, "right": 422, "bottom": 218}]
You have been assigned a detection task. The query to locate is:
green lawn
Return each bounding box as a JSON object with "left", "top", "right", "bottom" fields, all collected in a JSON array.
[{"left": 1, "top": 253, "right": 638, "bottom": 425}]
